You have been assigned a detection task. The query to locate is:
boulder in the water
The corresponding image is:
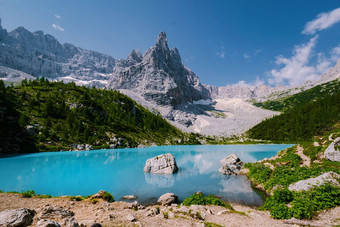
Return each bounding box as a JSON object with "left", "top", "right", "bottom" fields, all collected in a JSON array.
[
  {"left": 144, "top": 153, "right": 178, "bottom": 174},
  {"left": 218, "top": 153, "right": 244, "bottom": 175}
]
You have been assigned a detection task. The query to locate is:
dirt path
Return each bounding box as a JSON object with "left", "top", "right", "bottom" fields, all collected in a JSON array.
[
  {"left": 0, "top": 193, "right": 339, "bottom": 227},
  {"left": 296, "top": 145, "right": 310, "bottom": 167}
]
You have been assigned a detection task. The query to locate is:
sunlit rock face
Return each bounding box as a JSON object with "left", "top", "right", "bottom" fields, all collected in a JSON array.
[
  {"left": 106, "top": 32, "right": 210, "bottom": 107},
  {"left": 0, "top": 18, "right": 116, "bottom": 87}
]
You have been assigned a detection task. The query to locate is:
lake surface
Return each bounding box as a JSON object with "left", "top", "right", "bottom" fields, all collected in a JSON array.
[{"left": 0, "top": 144, "right": 293, "bottom": 206}]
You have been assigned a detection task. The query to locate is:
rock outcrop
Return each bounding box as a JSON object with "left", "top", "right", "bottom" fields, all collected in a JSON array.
[
  {"left": 36, "top": 219, "right": 61, "bottom": 227},
  {"left": 144, "top": 153, "right": 178, "bottom": 174},
  {"left": 288, "top": 171, "right": 340, "bottom": 192},
  {"left": 218, "top": 153, "right": 244, "bottom": 175},
  {"left": 106, "top": 32, "right": 210, "bottom": 107},
  {"left": 325, "top": 137, "right": 340, "bottom": 162},
  {"left": 0, "top": 18, "right": 115, "bottom": 87},
  {"left": 157, "top": 193, "right": 178, "bottom": 206},
  {"left": 0, "top": 208, "right": 36, "bottom": 227}
]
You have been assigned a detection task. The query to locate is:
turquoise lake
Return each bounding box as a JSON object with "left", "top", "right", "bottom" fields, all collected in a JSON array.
[{"left": 0, "top": 144, "right": 293, "bottom": 206}]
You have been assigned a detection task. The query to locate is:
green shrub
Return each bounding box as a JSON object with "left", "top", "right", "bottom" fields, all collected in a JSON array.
[
  {"left": 70, "top": 196, "right": 84, "bottom": 201},
  {"left": 103, "top": 192, "right": 114, "bottom": 202},
  {"left": 270, "top": 203, "right": 291, "bottom": 219},
  {"left": 163, "top": 211, "right": 168, "bottom": 219},
  {"left": 203, "top": 222, "right": 223, "bottom": 227},
  {"left": 182, "top": 193, "right": 233, "bottom": 210},
  {"left": 21, "top": 190, "right": 35, "bottom": 198},
  {"left": 289, "top": 197, "right": 315, "bottom": 219},
  {"left": 36, "top": 194, "right": 52, "bottom": 198},
  {"left": 244, "top": 163, "right": 272, "bottom": 184},
  {"left": 273, "top": 188, "right": 293, "bottom": 204}
]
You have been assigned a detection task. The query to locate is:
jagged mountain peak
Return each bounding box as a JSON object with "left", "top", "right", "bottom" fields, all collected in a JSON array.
[
  {"left": 156, "top": 32, "right": 168, "bottom": 49},
  {"left": 107, "top": 32, "right": 210, "bottom": 109},
  {"left": 127, "top": 49, "right": 142, "bottom": 62}
]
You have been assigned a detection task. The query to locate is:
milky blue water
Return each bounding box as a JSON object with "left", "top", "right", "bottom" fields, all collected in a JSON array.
[{"left": 0, "top": 144, "right": 293, "bottom": 206}]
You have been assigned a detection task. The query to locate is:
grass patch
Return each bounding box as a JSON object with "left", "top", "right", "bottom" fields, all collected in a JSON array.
[
  {"left": 204, "top": 222, "right": 223, "bottom": 227},
  {"left": 21, "top": 190, "right": 35, "bottom": 198},
  {"left": 70, "top": 196, "right": 84, "bottom": 201},
  {"left": 182, "top": 193, "right": 234, "bottom": 210}
]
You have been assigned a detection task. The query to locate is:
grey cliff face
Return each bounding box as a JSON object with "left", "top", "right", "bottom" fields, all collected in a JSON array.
[
  {"left": 0, "top": 18, "right": 115, "bottom": 86},
  {"left": 106, "top": 32, "right": 211, "bottom": 106}
]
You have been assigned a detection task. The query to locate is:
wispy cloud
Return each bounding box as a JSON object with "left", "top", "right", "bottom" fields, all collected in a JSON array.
[
  {"left": 233, "top": 76, "right": 265, "bottom": 87},
  {"left": 216, "top": 50, "right": 225, "bottom": 59},
  {"left": 302, "top": 7, "right": 340, "bottom": 35},
  {"left": 268, "top": 36, "right": 322, "bottom": 85},
  {"left": 52, "top": 24, "right": 64, "bottom": 32},
  {"left": 243, "top": 53, "right": 250, "bottom": 60},
  {"left": 54, "top": 14, "right": 62, "bottom": 19},
  {"left": 216, "top": 46, "right": 226, "bottom": 59}
]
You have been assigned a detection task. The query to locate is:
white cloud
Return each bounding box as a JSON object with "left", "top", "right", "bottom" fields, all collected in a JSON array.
[
  {"left": 216, "top": 50, "right": 225, "bottom": 59},
  {"left": 302, "top": 7, "right": 340, "bottom": 35},
  {"left": 243, "top": 53, "right": 250, "bottom": 59},
  {"left": 55, "top": 14, "right": 62, "bottom": 19},
  {"left": 269, "top": 36, "right": 322, "bottom": 85},
  {"left": 331, "top": 45, "right": 340, "bottom": 62},
  {"left": 52, "top": 24, "right": 64, "bottom": 32}
]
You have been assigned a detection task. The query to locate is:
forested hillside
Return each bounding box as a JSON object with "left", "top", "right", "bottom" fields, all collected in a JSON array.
[
  {"left": 0, "top": 79, "right": 190, "bottom": 154},
  {"left": 254, "top": 79, "right": 340, "bottom": 112},
  {"left": 248, "top": 80, "right": 340, "bottom": 141}
]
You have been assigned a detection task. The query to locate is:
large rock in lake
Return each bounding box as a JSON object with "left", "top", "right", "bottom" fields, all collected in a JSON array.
[
  {"left": 144, "top": 153, "right": 178, "bottom": 174},
  {"left": 325, "top": 137, "right": 340, "bottom": 162},
  {"left": 0, "top": 208, "right": 36, "bottom": 227},
  {"left": 218, "top": 153, "right": 244, "bottom": 175},
  {"left": 288, "top": 171, "right": 340, "bottom": 192}
]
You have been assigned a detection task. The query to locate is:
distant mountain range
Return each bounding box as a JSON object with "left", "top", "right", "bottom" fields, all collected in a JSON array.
[{"left": 0, "top": 18, "right": 339, "bottom": 136}]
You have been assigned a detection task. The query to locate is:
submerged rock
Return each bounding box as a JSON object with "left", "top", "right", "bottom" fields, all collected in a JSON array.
[
  {"left": 324, "top": 137, "right": 340, "bottom": 162},
  {"left": 144, "top": 153, "right": 178, "bottom": 174},
  {"left": 218, "top": 153, "right": 244, "bottom": 175},
  {"left": 0, "top": 208, "right": 36, "bottom": 227},
  {"left": 121, "top": 195, "right": 137, "bottom": 200},
  {"left": 157, "top": 193, "right": 178, "bottom": 206},
  {"left": 288, "top": 171, "right": 340, "bottom": 192}
]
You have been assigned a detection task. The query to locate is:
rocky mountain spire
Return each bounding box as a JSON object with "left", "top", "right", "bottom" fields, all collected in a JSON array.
[{"left": 107, "top": 32, "right": 211, "bottom": 108}]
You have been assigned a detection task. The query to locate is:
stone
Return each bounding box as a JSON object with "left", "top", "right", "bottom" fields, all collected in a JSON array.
[
  {"left": 63, "top": 217, "right": 79, "bottom": 227},
  {"left": 39, "top": 206, "right": 74, "bottom": 219},
  {"left": 127, "top": 201, "right": 139, "bottom": 209},
  {"left": 288, "top": 171, "right": 340, "bottom": 192},
  {"left": 90, "top": 224, "right": 102, "bottom": 227},
  {"left": 36, "top": 219, "right": 61, "bottom": 227},
  {"left": 218, "top": 153, "right": 244, "bottom": 175},
  {"left": 121, "top": 195, "right": 137, "bottom": 200},
  {"left": 79, "top": 220, "right": 96, "bottom": 227},
  {"left": 168, "top": 211, "right": 175, "bottom": 219},
  {"left": 157, "top": 193, "right": 178, "bottom": 206},
  {"left": 324, "top": 137, "right": 340, "bottom": 162},
  {"left": 90, "top": 190, "right": 107, "bottom": 199},
  {"left": 0, "top": 208, "right": 36, "bottom": 227},
  {"left": 126, "top": 214, "right": 136, "bottom": 222},
  {"left": 144, "top": 153, "right": 178, "bottom": 174},
  {"left": 146, "top": 207, "right": 160, "bottom": 217}
]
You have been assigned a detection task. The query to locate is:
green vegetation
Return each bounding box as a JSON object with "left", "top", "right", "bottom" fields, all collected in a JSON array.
[
  {"left": 0, "top": 78, "right": 198, "bottom": 154},
  {"left": 254, "top": 80, "right": 340, "bottom": 112},
  {"left": 260, "top": 184, "right": 340, "bottom": 219},
  {"left": 102, "top": 191, "right": 114, "bottom": 202},
  {"left": 163, "top": 211, "right": 169, "bottom": 219},
  {"left": 248, "top": 82, "right": 340, "bottom": 141},
  {"left": 21, "top": 189, "right": 35, "bottom": 198},
  {"left": 70, "top": 196, "right": 84, "bottom": 201},
  {"left": 182, "top": 193, "right": 234, "bottom": 210},
  {"left": 203, "top": 222, "right": 223, "bottom": 227}
]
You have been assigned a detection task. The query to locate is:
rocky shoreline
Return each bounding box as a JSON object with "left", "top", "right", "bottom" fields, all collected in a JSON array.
[{"left": 0, "top": 192, "right": 339, "bottom": 227}]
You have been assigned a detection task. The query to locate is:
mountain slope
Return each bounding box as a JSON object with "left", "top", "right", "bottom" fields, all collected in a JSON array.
[
  {"left": 0, "top": 18, "right": 115, "bottom": 87},
  {"left": 247, "top": 83, "right": 340, "bottom": 141},
  {"left": 254, "top": 79, "right": 340, "bottom": 111},
  {"left": 0, "top": 79, "right": 186, "bottom": 154}
]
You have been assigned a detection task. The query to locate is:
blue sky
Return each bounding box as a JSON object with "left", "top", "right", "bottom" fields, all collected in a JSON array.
[{"left": 0, "top": 0, "right": 340, "bottom": 86}]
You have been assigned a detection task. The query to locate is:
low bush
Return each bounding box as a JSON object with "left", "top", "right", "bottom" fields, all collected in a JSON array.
[
  {"left": 102, "top": 192, "right": 114, "bottom": 202},
  {"left": 21, "top": 190, "right": 35, "bottom": 198},
  {"left": 182, "top": 193, "right": 233, "bottom": 210},
  {"left": 244, "top": 162, "right": 272, "bottom": 184}
]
